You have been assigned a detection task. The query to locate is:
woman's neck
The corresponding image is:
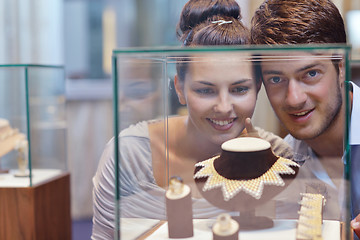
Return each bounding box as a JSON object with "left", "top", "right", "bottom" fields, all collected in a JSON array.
[{"left": 174, "top": 117, "right": 222, "bottom": 161}]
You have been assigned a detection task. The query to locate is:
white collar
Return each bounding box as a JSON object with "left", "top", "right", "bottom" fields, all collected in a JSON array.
[{"left": 350, "top": 82, "right": 360, "bottom": 145}]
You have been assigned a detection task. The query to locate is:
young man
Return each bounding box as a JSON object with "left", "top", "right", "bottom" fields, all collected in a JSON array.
[{"left": 251, "top": 0, "right": 360, "bottom": 238}]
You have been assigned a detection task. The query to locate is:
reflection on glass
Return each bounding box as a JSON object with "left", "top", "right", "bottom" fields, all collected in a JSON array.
[{"left": 118, "top": 60, "right": 162, "bottom": 130}]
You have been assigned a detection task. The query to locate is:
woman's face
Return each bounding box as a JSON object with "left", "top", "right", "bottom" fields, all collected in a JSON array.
[{"left": 176, "top": 54, "right": 259, "bottom": 145}]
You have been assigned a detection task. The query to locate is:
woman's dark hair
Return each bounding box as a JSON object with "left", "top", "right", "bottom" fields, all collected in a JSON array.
[{"left": 176, "top": 0, "right": 250, "bottom": 82}]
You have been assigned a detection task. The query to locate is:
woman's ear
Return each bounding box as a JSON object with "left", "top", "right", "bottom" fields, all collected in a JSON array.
[{"left": 174, "top": 75, "right": 186, "bottom": 105}]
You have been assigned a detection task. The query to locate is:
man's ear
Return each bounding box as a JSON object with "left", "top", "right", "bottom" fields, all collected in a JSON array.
[
  {"left": 256, "top": 81, "right": 262, "bottom": 93},
  {"left": 339, "top": 59, "right": 345, "bottom": 87},
  {"left": 174, "top": 75, "right": 186, "bottom": 105}
]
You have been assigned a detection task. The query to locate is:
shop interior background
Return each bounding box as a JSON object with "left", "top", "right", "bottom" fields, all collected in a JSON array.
[{"left": 1, "top": 0, "right": 360, "bottom": 239}]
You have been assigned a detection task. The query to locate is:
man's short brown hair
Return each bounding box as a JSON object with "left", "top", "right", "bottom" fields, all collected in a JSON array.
[{"left": 251, "top": 0, "right": 346, "bottom": 45}]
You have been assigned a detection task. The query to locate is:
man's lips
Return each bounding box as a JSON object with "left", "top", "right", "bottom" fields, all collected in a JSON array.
[
  {"left": 288, "top": 109, "right": 314, "bottom": 122},
  {"left": 293, "top": 110, "right": 310, "bottom": 116}
]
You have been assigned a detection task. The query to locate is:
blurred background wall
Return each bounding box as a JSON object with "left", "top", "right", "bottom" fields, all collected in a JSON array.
[{"left": 1, "top": 0, "right": 360, "bottom": 238}]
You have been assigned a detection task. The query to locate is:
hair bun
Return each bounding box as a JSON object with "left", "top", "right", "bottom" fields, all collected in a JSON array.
[{"left": 177, "top": 0, "right": 242, "bottom": 39}]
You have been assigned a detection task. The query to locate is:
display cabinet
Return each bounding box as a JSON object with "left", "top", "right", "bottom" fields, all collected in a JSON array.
[
  {"left": 0, "top": 64, "right": 70, "bottom": 240},
  {"left": 108, "top": 45, "right": 352, "bottom": 239}
]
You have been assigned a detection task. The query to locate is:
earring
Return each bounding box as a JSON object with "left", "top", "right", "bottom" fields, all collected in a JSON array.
[{"left": 178, "top": 95, "right": 186, "bottom": 105}]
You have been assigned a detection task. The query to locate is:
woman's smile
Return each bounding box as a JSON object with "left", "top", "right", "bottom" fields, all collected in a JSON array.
[{"left": 207, "top": 117, "right": 237, "bottom": 131}]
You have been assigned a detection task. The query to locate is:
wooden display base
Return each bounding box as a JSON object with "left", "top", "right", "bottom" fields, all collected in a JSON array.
[{"left": 0, "top": 172, "right": 71, "bottom": 240}]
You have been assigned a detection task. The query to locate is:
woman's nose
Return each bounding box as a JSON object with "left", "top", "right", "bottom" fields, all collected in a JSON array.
[{"left": 213, "top": 93, "right": 233, "bottom": 113}]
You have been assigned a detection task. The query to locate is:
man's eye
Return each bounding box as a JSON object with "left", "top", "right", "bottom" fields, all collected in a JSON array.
[
  {"left": 307, "top": 70, "right": 318, "bottom": 77},
  {"left": 269, "top": 76, "right": 281, "bottom": 84},
  {"left": 303, "top": 70, "right": 322, "bottom": 83}
]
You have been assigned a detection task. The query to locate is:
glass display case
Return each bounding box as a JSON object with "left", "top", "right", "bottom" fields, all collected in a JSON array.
[
  {"left": 0, "top": 64, "right": 66, "bottom": 187},
  {"left": 0, "top": 64, "right": 70, "bottom": 240},
  {"left": 109, "top": 45, "right": 352, "bottom": 240}
]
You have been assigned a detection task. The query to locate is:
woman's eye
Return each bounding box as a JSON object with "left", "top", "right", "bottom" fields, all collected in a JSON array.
[
  {"left": 195, "top": 88, "right": 214, "bottom": 94},
  {"left": 231, "top": 86, "right": 248, "bottom": 93}
]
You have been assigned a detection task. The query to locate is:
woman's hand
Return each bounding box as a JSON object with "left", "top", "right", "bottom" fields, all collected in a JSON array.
[
  {"left": 240, "top": 118, "right": 260, "bottom": 138},
  {"left": 351, "top": 214, "right": 360, "bottom": 238}
]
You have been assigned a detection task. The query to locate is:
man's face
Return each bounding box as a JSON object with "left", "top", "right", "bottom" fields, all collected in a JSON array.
[{"left": 261, "top": 52, "right": 343, "bottom": 140}]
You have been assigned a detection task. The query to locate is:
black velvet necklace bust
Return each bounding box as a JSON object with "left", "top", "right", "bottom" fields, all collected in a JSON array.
[
  {"left": 194, "top": 137, "right": 300, "bottom": 229},
  {"left": 213, "top": 145, "right": 278, "bottom": 180}
]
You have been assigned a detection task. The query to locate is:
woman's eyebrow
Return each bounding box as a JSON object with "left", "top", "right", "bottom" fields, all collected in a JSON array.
[
  {"left": 232, "top": 79, "right": 252, "bottom": 85},
  {"left": 196, "top": 81, "right": 214, "bottom": 86},
  {"left": 196, "top": 79, "right": 252, "bottom": 86}
]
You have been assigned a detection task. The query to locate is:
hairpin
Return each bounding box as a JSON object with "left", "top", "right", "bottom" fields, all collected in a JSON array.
[
  {"left": 212, "top": 20, "right": 233, "bottom": 26},
  {"left": 183, "top": 29, "right": 193, "bottom": 46}
]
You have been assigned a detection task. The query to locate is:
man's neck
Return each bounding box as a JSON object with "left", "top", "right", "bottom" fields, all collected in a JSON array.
[{"left": 306, "top": 130, "right": 344, "bottom": 158}]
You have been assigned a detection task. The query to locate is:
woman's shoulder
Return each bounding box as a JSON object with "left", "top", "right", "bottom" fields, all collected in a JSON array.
[
  {"left": 119, "top": 118, "right": 178, "bottom": 138},
  {"left": 148, "top": 116, "right": 186, "bottom": 141},
  {"left": 120, "top": 121, "right": 151, "bottom": 138}
]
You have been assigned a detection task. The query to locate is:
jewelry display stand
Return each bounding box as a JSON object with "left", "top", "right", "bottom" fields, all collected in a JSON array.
[
  {"left": 194, "top": 137, "right": 300, "bottom": 230},
  {"left": 212, "top": 213, "right": 239, "bottom": 240},
  {"left": 0, "top": 118, "right": 26, "bottom": 173},
  {"left": 296, "top": 193, "right": 326, "bottom": 239},
  {"left": 165, "top": 176, "right": 193, "bottom": 238}
]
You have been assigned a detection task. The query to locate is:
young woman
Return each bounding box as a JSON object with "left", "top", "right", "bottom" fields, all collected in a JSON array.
[{"left": 92, "top": 1, "right": 292, "bottom": 239}]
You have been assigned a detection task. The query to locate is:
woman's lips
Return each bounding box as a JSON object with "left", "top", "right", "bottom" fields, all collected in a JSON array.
[{"left": 207, "top": 118, "right": 236, "bottom": 131}]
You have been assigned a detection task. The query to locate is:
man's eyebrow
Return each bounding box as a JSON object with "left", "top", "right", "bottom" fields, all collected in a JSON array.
[
  {"left": 262, "top": 70, "right": 282, "bottom": 75},
  {"left": 296, "top": 63, "right": 321, "bottom": 73},
  {"left": 262, "top": 63, "right": 322, "bottom": 75}
]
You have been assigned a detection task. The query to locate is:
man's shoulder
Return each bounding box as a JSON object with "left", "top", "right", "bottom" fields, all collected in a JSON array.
[
  {"left": 284, "top": 134, "right": 308, "bottom": 151},
  {"left": 284, "top": 134, "right": 298, "bottom": 146}
]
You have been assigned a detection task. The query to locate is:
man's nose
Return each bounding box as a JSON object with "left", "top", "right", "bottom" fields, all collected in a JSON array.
[{"left": 285, "top": 79, "right": 307, "bottom": 107}]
